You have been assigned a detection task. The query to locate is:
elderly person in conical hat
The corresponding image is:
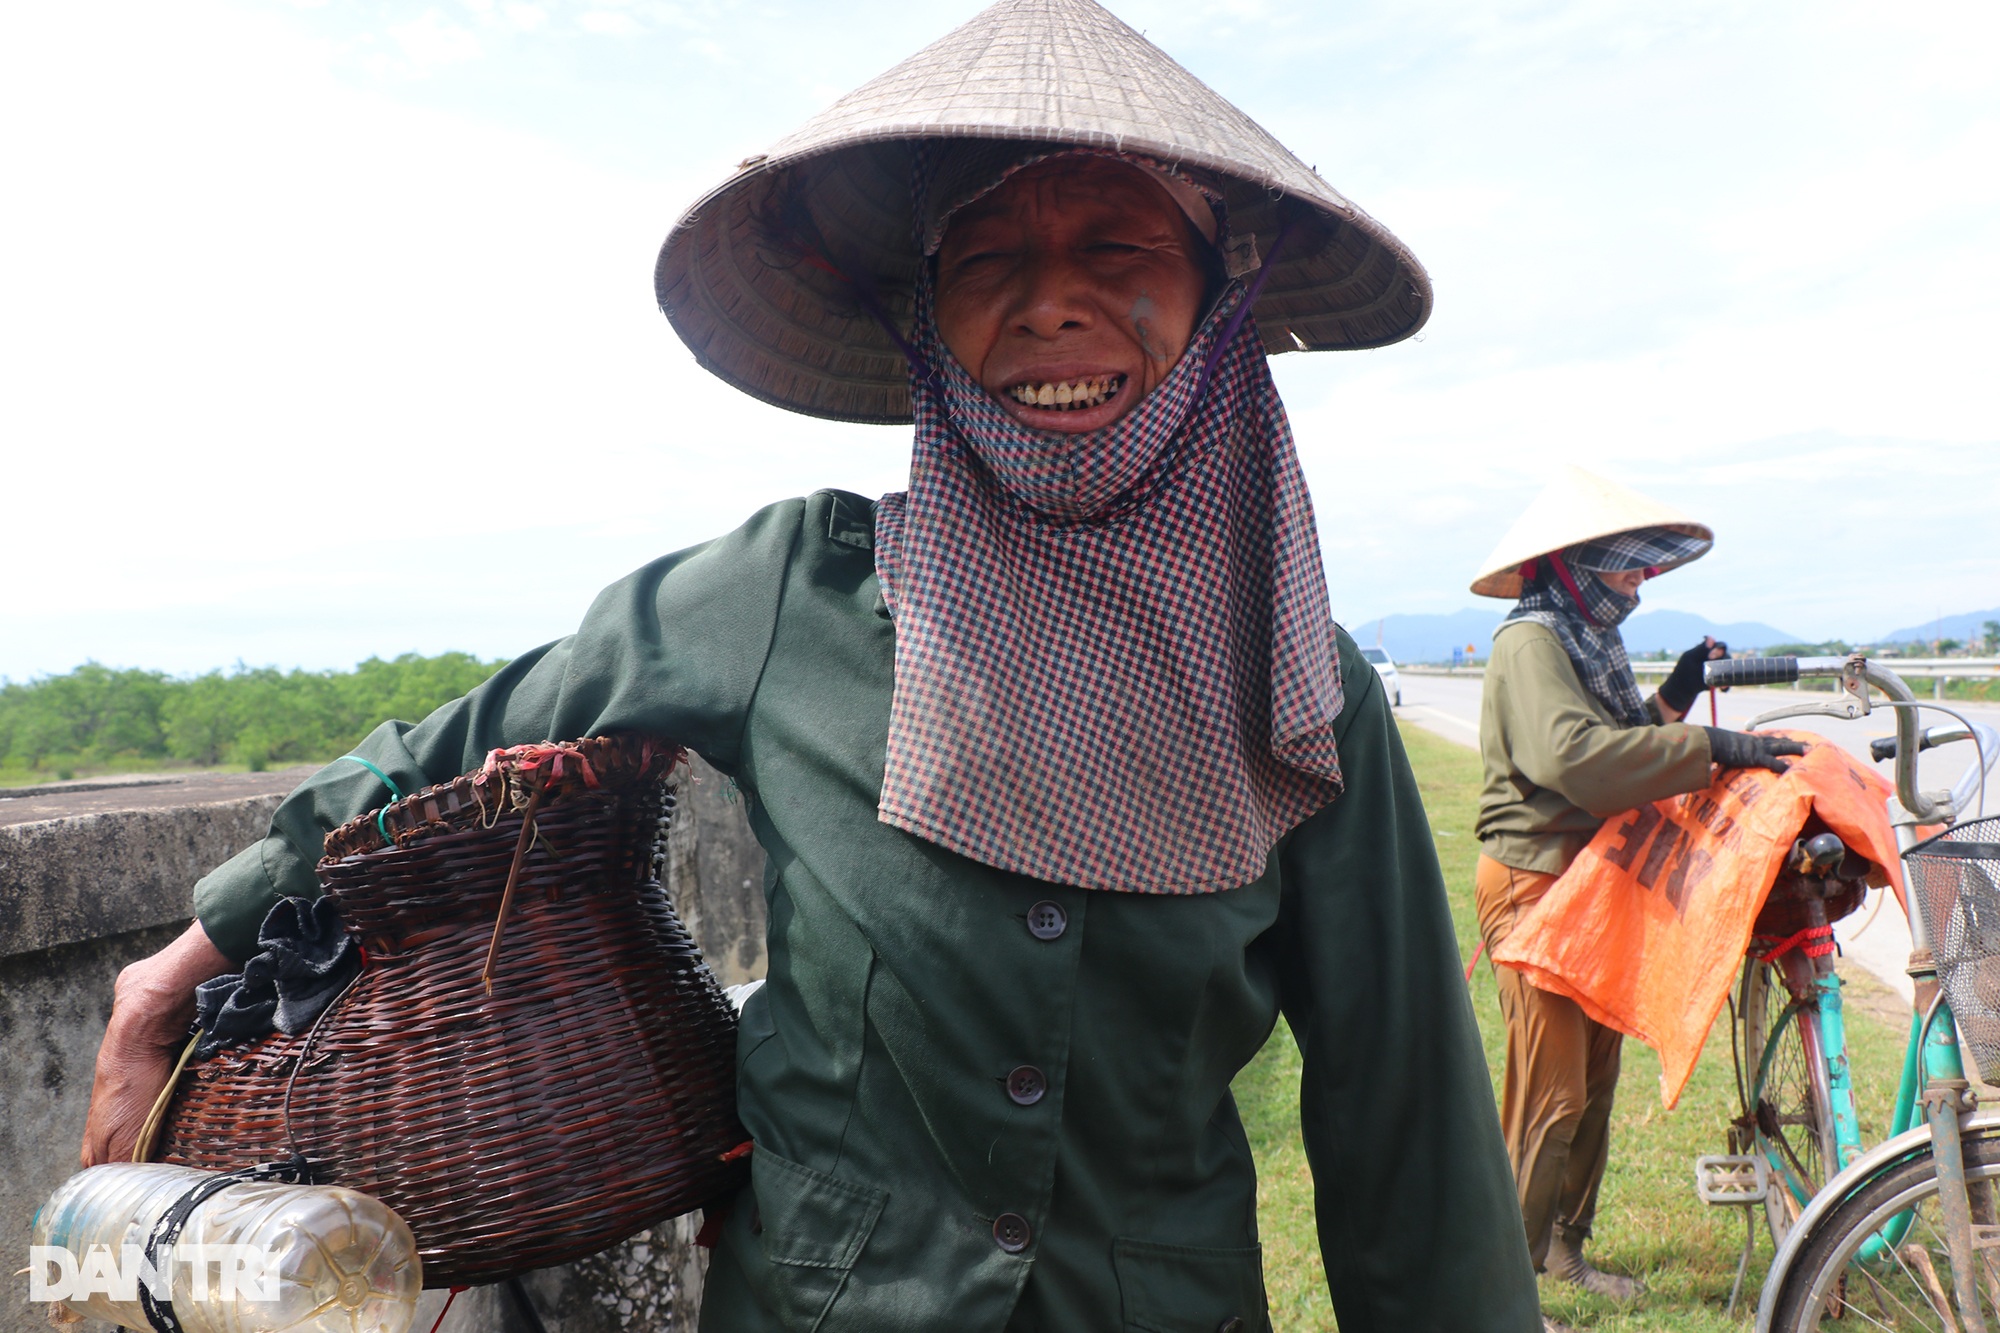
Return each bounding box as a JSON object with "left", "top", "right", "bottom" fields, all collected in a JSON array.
[
  {"left": 1470, "top": 466, "right": 1803, "bottom": 1300},
  {"left": 82, "top": 1, "right": 1539, "bottom": 1327}
]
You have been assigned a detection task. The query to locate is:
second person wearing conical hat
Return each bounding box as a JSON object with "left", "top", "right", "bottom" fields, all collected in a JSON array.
[
  {"left": 1469, "top": 467, "right": 1803, "bottom": 1303},
  {"left": 82, "top": 1, "right": 1541, "bottom": 1328}
]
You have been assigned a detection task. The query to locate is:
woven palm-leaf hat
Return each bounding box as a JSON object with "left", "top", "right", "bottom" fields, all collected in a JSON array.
[
  {"left": 655, "top": 0, "right": 1432, "bottom": 425},
  {"left": 1471, "top": 466, "right": 1714, "bottom": 599}
]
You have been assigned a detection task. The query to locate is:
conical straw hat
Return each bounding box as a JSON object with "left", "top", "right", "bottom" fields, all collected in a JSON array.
[
  {"left": 655, "top": 0, "right": 1431, "bottom": 425},
  {"left": 1470, "top": 466, "right": 1713, "bottom": 599}
]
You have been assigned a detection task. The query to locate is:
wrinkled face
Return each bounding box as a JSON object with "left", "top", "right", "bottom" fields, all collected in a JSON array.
[
  {"left": 934, "top": 157, "right": 1209, "bottom": 434},
  {"left": 1595, "top": 568, "right": 1648, "bottom": 597}
]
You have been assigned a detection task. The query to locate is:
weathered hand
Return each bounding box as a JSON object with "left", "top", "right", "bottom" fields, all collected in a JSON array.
[
  {"left": 1703, "top": 726, "right": 1807, "bottom": 775},
  {"left": 80, "top": 920, "right": 232, "bottom": 1167}
]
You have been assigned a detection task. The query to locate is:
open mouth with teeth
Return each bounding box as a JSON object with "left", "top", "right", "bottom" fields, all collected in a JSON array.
[{"left": 1006, "top": 374, "right": 1126, "bottom": 412}]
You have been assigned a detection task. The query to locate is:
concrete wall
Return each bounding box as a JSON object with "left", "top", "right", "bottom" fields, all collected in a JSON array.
[{"left": 1, "top": 757, "right": 766, "bottom": 1333}]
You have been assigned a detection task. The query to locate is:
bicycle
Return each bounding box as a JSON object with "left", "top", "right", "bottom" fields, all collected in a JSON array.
[{"left": 1677, "top": 653, "right": 2000, "bottom": 1331}]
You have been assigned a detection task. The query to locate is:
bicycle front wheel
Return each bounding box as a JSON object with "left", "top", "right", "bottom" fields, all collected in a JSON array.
[
  {"left": 1768, "top": 1128, "right": 2000, "bottom": 1330},
  {"left": 1742, "top": 954, "right": 1838, "bottom": 1245}
]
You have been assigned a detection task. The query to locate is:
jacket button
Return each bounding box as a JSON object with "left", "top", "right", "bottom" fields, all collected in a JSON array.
[
  {"left": 992, "top": 1212, "right": 1032, "bottom": 1253},
  {"left": 1216, "top": 1320, "right": 1245, "bottom": 1333},
  {"left": 1005, "top": 1065, "right": 1046, "bottom": 1106},
  {"left": 1026, "top": 901, "right": 1067, "bottom": 940}
]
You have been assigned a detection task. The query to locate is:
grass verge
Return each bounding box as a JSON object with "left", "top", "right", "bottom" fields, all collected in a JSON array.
[
  {"left": 1234, "top": 720, "right": 1908, "bottom": 1330},
  {"left": 0, "top": 756, "right": 275, "bottom": 788}
]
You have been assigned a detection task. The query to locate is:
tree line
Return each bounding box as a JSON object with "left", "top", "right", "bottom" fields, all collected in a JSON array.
[{"left": 0, "top": 654, "right": 508, "bottom": 775}]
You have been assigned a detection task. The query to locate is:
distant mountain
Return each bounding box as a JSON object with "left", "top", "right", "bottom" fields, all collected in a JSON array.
[
  {"left": 1618, "top": 610, "right": 1800, "bottom": 657},
  {"left": 1353, "top": 610, "right": 1502, "bottom": 665},
  {"left": 1358, "top": 608, "right": 1799, "bottom": 664},
  {"left": 1875, "top": 607, "right": 2000, "bottom": 647}
]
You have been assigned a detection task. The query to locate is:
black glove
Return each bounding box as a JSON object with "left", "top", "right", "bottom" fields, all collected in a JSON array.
[
  {"left": 1703, "top": 727, "right": 1806, "bottom": 774},
  {"left": 1660, "top": 638, "right": 1728, "bottom": 714}
]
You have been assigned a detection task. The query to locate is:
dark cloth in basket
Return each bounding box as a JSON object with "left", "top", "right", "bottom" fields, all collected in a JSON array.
[{"left": 192, "top": 896, "right": 359, "bottom": 1059}]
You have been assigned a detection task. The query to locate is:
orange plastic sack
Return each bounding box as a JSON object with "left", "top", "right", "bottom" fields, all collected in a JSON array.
[{"left": 1489, "top": 732, "right": 1903, "bottom": 1108}]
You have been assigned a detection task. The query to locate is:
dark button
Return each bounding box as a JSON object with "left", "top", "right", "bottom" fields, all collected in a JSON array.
[
  {"left": 993, "top": 1212, "right": 1032, "bottom": 1253},
  {"left": 1005, "top": 1065, "right": 1046, "bottom": 1106},
  {"left": 1026, "top": 900, "right": 1068, "bottom": 940},
  {"left": 1216, "top": 1320, "right": 1245, "bottom": 1333}
]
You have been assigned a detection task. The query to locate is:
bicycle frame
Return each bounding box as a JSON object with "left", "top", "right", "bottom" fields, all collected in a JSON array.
[{"left": 1749, "top": 954, "right": 1857, "bottom": 1209}]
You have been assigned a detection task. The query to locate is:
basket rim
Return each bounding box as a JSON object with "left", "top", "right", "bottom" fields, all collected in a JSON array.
[
  {"left": 1906, "top": 811, "right": 2000, "bottom": 862},
  {"left": 322, "top": 735, "right": 683, "bottom": 862}
]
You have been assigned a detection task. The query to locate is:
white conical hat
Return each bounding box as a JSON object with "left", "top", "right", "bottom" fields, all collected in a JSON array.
[
  {"left": 1470, "top": 466, "right": 1714, "bottom": 599},
  {"left": 655, "top": 0, "right": 1431, "bottom": 425}
]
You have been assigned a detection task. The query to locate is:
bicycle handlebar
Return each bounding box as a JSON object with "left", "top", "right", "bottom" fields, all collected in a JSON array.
[
  {"left": 1869, "top": 725, "right": 1972, "bottom": 764},
  {"left": 1704, "top": 656, "right": 1802, "bottom": 688},
  {"left": 1700, "top": 655, "right": 1951, "bottom": 821}
]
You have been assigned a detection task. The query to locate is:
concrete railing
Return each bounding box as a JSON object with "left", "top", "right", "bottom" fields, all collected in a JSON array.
[{"left": 0, "top": 759, "right": 768, "bottom": 1333}]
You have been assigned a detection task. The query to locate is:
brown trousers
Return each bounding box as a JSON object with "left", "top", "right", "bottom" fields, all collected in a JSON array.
[{"left": 1475, "top": 854, "right": 1624, "bottom": 1269}]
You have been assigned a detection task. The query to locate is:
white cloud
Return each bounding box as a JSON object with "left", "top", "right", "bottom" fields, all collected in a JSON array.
[
  {"left": 577, "top": 10, "right": 642, "bottom": 36},
  {"left": 388, "top": 9, "right": 486, "bottom": 67}
]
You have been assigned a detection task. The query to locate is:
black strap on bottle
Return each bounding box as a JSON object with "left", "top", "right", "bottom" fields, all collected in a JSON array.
[{"left": 137, "top": 1156, "right": 316, "bottom": 1333}]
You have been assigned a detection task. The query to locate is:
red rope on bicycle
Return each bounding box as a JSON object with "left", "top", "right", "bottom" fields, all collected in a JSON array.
[{"left": 1750, "top": 923, "right": 1837, "bottom": 962}]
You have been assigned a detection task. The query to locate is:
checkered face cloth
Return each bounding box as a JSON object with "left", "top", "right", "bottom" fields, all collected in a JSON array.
[
  {"left": 1568, "top": 527, "right": 1711, "bottom": 575},
  {"left": 872, "top": 275, "right": 1346, "bottom": 894},
  {"left": 1504, "top": 550, "right": 1650, "bottom": 727}
]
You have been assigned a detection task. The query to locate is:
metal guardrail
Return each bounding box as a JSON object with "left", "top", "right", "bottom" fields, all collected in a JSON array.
[{"left": 1402, "top": 658, "right": 1999, "bottom": 692}]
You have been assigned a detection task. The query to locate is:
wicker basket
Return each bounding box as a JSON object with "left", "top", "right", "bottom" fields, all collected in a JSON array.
[{"left": 154, "top": 735, "right": 750, "bottom": 1288}]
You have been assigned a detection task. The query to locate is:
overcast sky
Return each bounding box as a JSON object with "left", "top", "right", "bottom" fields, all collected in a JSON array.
[{"left": 5, "top": 0, "right": 1995, "bottom": 680}]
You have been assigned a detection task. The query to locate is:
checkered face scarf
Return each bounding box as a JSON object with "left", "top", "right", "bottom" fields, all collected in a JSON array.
[
  {"left": 872, "top": 232, "right": 1346, "bottom": 894},
  {"left": 1569, "top": 527, "right": 1711, "bottom": 578},
  {"left": 1503, "top": 548, "right": 1650, "bottom": 727}
]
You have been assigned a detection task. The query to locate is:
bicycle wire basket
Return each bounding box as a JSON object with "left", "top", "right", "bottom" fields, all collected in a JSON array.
[
  {"left": 1908, "top": 813, "right": 2000, "bottom": 1084},
  {"left": 152, "top": 734, "right": 750, "bottom": 1287}
]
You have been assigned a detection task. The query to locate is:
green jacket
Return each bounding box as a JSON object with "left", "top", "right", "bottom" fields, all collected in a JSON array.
[
  {"left": 1476, "top": 619, "right": 1714, "bottom": 875},
  {"left": 195, "top": 491, "right": 1538, "bottom": 1332}
]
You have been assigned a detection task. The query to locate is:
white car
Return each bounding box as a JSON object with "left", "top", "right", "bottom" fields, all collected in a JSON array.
[{"left": 1360, "top": 646, "right": 1402, "bottom": 707}]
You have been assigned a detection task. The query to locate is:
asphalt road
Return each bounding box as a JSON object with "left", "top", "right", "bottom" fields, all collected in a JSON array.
[{"left": 1394, "top": 671, "right": 2000, "bottom": 1005}]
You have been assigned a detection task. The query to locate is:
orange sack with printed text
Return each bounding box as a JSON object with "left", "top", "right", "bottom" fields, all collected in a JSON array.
[{"left": 1489, "top": 732, "right": 1904, "bottom": 1108}]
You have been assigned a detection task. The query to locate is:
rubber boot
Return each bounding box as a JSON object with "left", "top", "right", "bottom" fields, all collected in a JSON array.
[{"left": 1544, "top": 1224, "right": 1641, "bottom": 1301}]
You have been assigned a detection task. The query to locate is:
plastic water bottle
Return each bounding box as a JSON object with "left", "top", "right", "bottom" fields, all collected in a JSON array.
[{"left": 29, "top": 1163, "right": 421, "bottom": 1333}]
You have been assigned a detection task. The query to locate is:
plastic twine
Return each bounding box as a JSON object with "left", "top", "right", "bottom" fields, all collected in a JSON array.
[
  {"left": 131, "top": 1031, "right": 205, "bottom": 1164},
  {"left": 336, "top": 755, "right": 405, "bottom": 846}
]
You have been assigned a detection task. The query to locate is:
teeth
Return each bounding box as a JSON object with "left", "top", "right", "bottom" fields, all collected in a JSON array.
[{"left": 1008, "top": 375, "right": 1124, "bottom": 411}]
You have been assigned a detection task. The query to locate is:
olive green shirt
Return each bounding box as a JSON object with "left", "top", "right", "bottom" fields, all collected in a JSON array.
[
  {"left": 1476, "top": 619, "right": 1714, "bottom": 875},
  {"left": 195, "top": 491, "right": 1538, "bottom": 1333}
]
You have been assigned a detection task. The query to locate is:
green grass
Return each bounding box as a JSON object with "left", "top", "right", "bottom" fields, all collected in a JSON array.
[
  {"left": 1234, "top": 721, "right": 1909, "bottom": 1330},
  {"left": 0, "top": 754, "right": 285, "bottom": 788}
]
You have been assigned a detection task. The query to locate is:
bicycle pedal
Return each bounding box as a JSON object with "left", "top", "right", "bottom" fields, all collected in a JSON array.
[{"left": 1694, "top": 1155, "right": 1769, "bottom": 1206}]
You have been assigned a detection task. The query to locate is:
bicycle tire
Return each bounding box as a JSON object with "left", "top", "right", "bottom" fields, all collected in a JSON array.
[
  {"left": 1768, "top": 1128, "right": 2000, "bottom": 1330},
  {"left": 1741, "top": 954, "right": 1839, "bottom": 1247}
]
